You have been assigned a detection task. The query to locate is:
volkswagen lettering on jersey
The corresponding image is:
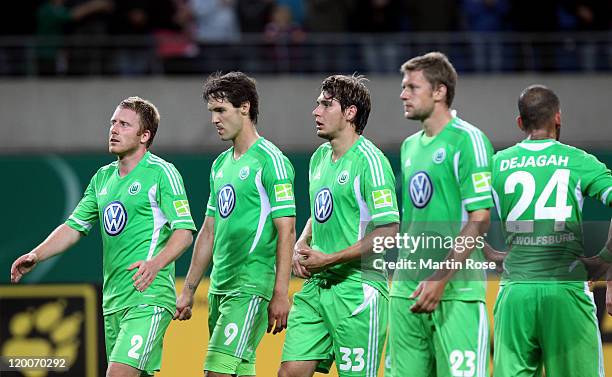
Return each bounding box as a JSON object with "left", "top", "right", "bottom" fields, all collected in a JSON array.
[
  {"left": 218, "top": 184, "right": 236, "bottom": 218},
  {"left": 314, "top": 188, "right": 333, "bottom": 223},
  {"left": 103, "top": 201, "right": 128, "bottom": 236},
  {"left": 409, "top": 171, "right": 433, "bottom": 208}
]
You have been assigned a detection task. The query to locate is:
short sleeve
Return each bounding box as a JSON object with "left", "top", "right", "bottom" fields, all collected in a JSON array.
[
  {"left": 581, "top": 152, "right": 612, "bottom": 207},
  {"left": 261, "top": 154, "right": 296, "bottom": 219},
  {"left": 457, "top": 131, "right": 495, "bottom": 212},
  {"left": 65, "top": 176, "right": 99, "bottom": 236},
  {"left": 157, "top": 163, "right": 197, "bottom": 231},
  {"left": 358, "top": 144, "right": 400, "bottom": 226}
]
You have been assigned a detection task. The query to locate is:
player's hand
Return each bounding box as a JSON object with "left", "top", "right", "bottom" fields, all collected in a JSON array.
[
  {"left": 482, "top": 243, "right": 506, "bottom": 273},
  {"left": 267, "top": 293, "right": 290, "bottom": 334},
  {"left": 292, "top": 245, "right": 311, "bottom": 278},
  {"left": 128, "top": 259, "right": 162, "bottom": 292},
  {"left": 10, "top": 253, "right": 39, "bottom": 283},
  {"left": 297, "top": 248, "right": 331, "bottom": 274},
  {"left": 173, "top": 292, "right": 194, "bottom": 321},
  {"left": 580, "top": 255, "right": 610, "bottom": 281},
  {"left": 409, "top": 278, "right": 447, "bottom": 313}
]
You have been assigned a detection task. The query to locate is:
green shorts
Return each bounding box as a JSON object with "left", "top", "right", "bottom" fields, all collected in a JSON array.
[
  {"left": 104, "top": 305, "right": 172, "bottom": 375},
  {"left": 282, "top": 278, "right": 388, "bottom": 377},
  {"left": 493, "top": 282, "right": 604, "bottom": 377},
  {"left": 388, "top": 296, "right": 489, "bottom": 377},
  {"left": 205, "top": 292, "right": 269, "bottom": 374}
]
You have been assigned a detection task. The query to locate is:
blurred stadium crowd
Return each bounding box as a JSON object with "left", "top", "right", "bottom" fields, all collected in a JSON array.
[{"left": 1, "top": 0, "right": 611, "bottom": 75}]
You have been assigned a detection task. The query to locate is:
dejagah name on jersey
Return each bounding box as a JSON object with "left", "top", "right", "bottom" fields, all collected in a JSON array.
[{"left": 492, "top": 139, "right": 612, "bottom": 281}]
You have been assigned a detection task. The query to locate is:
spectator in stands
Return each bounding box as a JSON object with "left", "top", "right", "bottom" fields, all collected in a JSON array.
[
  {"left": 236, "top": 0, "right": 275, "bottom": 72},
  {"left": 109, "top": 0, "right": 156, "bottom": 75},
  {"left": 507, "top": 0, "right": 559, "bottom": 71},
  {"left": 351, "top": 0, "right": 402, "bottom": 73},
  {"left": 264, "top": 4, "right": 306, "bottom": 72},
  {"left": 192, "top": 0, "right": 240, "bottom": 72},
  {"left": 304, "top": 0, "right": 355, "bottom": 72},
  {"left": 572, "top": 0, "right": 612, "bottom": 71},
  {"left": 276, "top": 0, "right": 304, "bottom": 26},
  {"left": 36, "top": 0, "right": 112, "bottom": 75},
  {"left": 460, "top": 0, "right": 509, "bottom": 72},
  {"left": 150, "top": 0, "right": 199, "bottom": 74}
]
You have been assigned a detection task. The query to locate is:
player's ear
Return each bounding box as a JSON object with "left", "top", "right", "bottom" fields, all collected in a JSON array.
[
  {"left": 240, "top": 101, "right": 250, "bottom": 117},
  {"left": 344, "top": 105, "right": 357, "bottom": 123},
  {"left": 433, "top": 84, "right": 447, "bottom": 103},
  {"left": 140, "top": 130, "right": 151, "bottom": 145},
  {"left": 516, "top": 115, "right": 525, "bottom": 132}
]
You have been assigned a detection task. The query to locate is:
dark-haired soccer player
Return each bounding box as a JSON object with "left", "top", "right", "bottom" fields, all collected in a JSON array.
[
  {"left": 174, "top": 71, "right": 296, "bottom": 377},
  {"left": 11, "top": 97, "right": 196, "bottom": 377},
  {"left": 390, "top": 52, "right": 494, "bottom": 377},
  {"left": 489, "top": 84, "right": 612, "bottom": 377},
  {"left": 278, "top": 74, "right": 399, "bottom": 377}
]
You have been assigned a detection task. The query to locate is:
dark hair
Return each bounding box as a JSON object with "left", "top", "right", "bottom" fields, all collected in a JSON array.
[
  {"left": 400, "top": 52, "right": 457, "bottom": 107},
  {"left": 119, "top": 96, "right": 160, "bottom": 148},
  {"left": 518, "top": 85, "right": 560, "bottom": 130},
  {"left": 320, "top": 74, "right": 371, "bottom": 134},
  {"left": 202, "top": 71, "right": 259, "bottom": 124}
]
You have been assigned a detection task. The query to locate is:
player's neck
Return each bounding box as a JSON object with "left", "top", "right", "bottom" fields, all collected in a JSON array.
[
  {"left": 525, "top": 128, "right": 557, "bottom": 141},
  {"left": 232, "top": 123, "right": 260, "bottom": 159},
  {"left": 330, "top": 130, "right": 360, "bottom": 162},
  {"left": 422, "top": 108, "right": 452, "bottom": 137},
  {"left": 117, "top": 148, "right": 147, "bottom": 177}
]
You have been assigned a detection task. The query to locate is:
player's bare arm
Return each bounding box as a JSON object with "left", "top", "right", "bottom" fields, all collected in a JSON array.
[
  {"left": 293, "top": 218, "right": 313, "bottom": 279},
  {"left": 298, "top": 221, "right": 399, "bottom": 274},
  {"left": 174, "top": 216, "right": 215, "bottom": 321},
  {"left": 11, "top": 224, "right": 82, "bottom": 283},
  {"left": 268, "top": 216, "right": 296, "bottom": 334},
  {"left": 410, "top": 208, "right": 490, "bottom": 313},
  {"left": 128, "top": 228, "right": 193, "bottom": 292}
]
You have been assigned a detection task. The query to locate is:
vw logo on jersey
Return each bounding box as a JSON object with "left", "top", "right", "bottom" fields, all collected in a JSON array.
[
  {"left": 217, "top": 184, "right": 236, "bottom": 218},
  {"left": 409, "top": 171, "right": 433, "bottom": 209},
  {"left": 314, "top": 188, "right": 333, "bottom": 223},
  {"left": 103, "top": 201, "right": 128, "bottom": 236}
]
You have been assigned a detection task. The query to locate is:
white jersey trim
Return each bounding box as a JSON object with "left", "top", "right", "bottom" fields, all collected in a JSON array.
[
  {"left": 148, "top": 155, "right": 184, "bottom": 195},
  {"left": 147, "top": 184, "right": 168, "bottom": 260},
  {"left": 248, "top": 170, "right": 271, "bottom": 254},
  {"left": 453, "top": 119, "right": 488, "bottom": 168},
  {"left": 68, "top": 215, "right": 93, "bottom": 231},
  {"left": 601, "top": 187, "right": 612, "bottom": 205},
  {"left": 259, "top": 139, "right": 288, "bottom": 180}
]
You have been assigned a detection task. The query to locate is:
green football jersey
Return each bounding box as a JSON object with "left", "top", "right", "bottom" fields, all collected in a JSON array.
[
  {"left": 391, "top": 117, "right": 494, "bottom": 301},
  {"left": 492, "top": 139, "right": 612, "bottom": 281},
  {"left": 66, "top": 151, "right": 197, "bottom": 315},
  {"left": 308, "top": 136, "right": 400, "bottom": 297},
  {"left": 205, "top": 137, "right": 296, "bottom": 300}
]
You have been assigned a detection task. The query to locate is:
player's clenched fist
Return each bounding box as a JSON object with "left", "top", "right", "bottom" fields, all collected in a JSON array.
[
  {"left": 174, "top": 292, "right": 194, "bottom": 321},
  {"left": 10, "top": 253, "right": 39, "bottom": 283}
]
